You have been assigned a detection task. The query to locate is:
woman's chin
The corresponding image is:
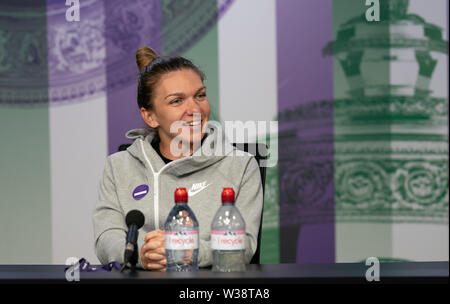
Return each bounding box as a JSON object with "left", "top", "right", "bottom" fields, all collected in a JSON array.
[
  {"left": 189, "top": 134, "right": 203, "bottom": 146},
  {"left": 189, "top": 128, "right": 204, "bottom": 143},
  {"left": 173, "top": 125, "right": 205, "bottom": 149},
  {"left": 174, "top": 134, "right": 202, "bottom": 147}
]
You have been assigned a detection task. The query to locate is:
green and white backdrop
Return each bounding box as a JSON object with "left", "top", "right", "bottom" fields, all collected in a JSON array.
[{"left": 0, "top": 0, "right": 447, "bottom": 265}]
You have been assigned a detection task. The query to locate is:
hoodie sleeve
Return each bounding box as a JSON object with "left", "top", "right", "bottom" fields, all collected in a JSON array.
[
  {"left": 236, "top": 156, "right": 264, "bottom": 264},
  {"left": 197, "top": 156, "right": 263, "bottom": 267},
  {"left": 92, "top": 156, "right": 145, "bottom": 268}
]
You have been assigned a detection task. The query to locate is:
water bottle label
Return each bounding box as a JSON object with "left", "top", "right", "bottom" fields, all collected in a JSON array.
[
  {"left": 211, "top": 230, "right": 246, "bottom": 250},
  {"left": 165, "top": 230, "right": 199, "bottom": 250}
]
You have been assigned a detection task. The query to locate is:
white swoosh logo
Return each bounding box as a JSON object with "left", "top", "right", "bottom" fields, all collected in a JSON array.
[{"left": 188, "top": 183, "right": 211, "bottom": 196}]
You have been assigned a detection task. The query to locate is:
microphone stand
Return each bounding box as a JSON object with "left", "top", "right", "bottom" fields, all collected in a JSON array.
[
  {"left": 120, "top": 243, "right": 138, "bottom": 273},
  {"left": 121, "top": 210, "right": 145, "bottom": 273}
]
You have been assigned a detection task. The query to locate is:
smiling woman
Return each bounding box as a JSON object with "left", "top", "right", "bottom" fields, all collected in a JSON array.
[
  {"left": 92, "top": 46, "right": 264, "bottom": 272},
  {"left": 136, "top": 47, "right": 211, "bottom": 159}
]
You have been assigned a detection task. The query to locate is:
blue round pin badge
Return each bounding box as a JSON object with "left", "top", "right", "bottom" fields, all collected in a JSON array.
[{"left": 132, "top": 185, "right": 149, "bottom": 200}]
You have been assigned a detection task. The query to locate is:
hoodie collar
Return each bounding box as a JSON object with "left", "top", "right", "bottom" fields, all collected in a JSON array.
[{"left": 125, "top": 122, "right": 237, "bottom": 176}]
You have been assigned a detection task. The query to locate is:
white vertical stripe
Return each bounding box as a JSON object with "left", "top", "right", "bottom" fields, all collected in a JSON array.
[
  {"left": 390, "top": 0, "right": 449, "bottom": 262},
  {"left": 392, "top": 224, "right": 449, "bottom": 261},
  {"left": 335, "top": 223, "right": 393, "bottom": 262},
  {"left": 50, "top": 95, "right": 107, "bottom": 264},
  {"left": 408, "top": 0, "right": 448, "bottom": 99},
  {"left": 218, "top": 0, "right": 278, "bottom": 142}
]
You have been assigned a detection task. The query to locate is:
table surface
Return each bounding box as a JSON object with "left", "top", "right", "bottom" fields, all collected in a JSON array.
[{"left": 0, "top": 261, "right": 448, "bottom": 283}]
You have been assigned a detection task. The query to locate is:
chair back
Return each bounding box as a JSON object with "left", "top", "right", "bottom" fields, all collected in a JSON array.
[{"left": 232, "top": 143, "right": 267, "bottom": 264}]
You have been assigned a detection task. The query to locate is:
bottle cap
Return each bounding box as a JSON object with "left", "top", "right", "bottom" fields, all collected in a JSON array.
[
  {"left": 174, "top": 188, "right": 188, "bottom": 203},
  {"left": 221, "top": 187, "right": 235, "bottom": 203}
]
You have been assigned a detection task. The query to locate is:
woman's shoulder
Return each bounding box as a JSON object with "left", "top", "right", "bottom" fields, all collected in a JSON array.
[
  {"left": 214, "top": 149, "right": 260, "bottom": 176},
  {"left": 107, "top": 150, "right": 130, "bottom": 161},
  {"left": 226, "top": 147, "right": 258, "bottom": 164},
  {"left": 105, "top": 149, "right": 140, "bottom": 169}
]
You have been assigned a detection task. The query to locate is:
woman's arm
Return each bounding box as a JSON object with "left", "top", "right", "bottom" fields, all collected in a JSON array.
[
  {"left": 92, "top": 156, "right": 130, "bottom": 266},
  {"left": 235, "top": 157, "right": 264, "bottom": 263}
]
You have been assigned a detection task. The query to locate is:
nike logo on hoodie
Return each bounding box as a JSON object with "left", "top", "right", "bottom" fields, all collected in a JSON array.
[{"left": 188, "top": 181, "right": 211, "bottom": 196}]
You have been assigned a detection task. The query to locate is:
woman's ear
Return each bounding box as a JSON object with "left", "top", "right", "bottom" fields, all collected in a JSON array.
[{"left": 140, "top": 107, "right": 160, "bottom": 128}]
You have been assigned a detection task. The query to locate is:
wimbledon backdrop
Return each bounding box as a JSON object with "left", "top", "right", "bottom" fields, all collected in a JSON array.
[{"left": 0, "top": 0, "right": 447, "bottom": 264}]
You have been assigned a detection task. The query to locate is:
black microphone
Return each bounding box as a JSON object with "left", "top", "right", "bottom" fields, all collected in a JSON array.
[{"left": 122, "top": 210, "right": 145, "bottom": 272}]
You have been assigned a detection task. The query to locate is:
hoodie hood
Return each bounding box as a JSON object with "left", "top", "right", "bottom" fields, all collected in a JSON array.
[{"left": 124, "top": 121, "right": 242, "bottom": 176}]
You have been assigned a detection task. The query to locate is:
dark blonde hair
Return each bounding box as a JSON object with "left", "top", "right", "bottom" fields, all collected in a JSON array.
[{"left": 136, "top": 46, "right": 205, "bottom": 109}]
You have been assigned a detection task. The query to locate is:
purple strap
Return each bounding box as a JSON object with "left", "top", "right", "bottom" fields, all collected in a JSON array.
[{"left": 65, "top": 258, "right": 122, "bottom": 272}]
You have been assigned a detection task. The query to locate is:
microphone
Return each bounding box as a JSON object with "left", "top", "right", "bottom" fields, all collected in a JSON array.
[{"left": 122, "top": 210, "right": 145, "bottom": 272}]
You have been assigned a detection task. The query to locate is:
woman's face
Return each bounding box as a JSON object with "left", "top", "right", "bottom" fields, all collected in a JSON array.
[{"left": 141, "top": 69, "right": 210, "bottom": 150}]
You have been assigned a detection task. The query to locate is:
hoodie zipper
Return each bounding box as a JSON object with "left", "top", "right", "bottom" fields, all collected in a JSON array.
[
  {"left": 139, "top": 139, "right": 188, "bottom": 230},
  {"left": 153, "top": 171, "right": 160, "bottom": 229}
]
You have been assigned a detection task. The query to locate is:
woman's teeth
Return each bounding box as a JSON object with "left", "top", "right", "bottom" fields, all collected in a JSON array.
[{"left": 184, "top": 121, "right": 201, "bottom": 126}]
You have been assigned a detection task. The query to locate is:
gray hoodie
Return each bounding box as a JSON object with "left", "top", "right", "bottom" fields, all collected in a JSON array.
[{"left": 92, "top": 122, "right": 263, "bottom": 268}]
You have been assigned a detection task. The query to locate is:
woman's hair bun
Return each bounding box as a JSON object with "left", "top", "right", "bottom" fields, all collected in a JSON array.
[{"left": 136, "top": 46, "right": 158, "bottom": 73}]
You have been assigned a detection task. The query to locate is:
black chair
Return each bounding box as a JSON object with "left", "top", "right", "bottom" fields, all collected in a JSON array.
[
  {"left": 232, "top": 143, "right": 267, "bottom": 265},
  {"left": 118, "top": 144, "right": 131, "bottom": 152},
  {"left": 118, "top": 142, "right": 267, "bottom": 264}
]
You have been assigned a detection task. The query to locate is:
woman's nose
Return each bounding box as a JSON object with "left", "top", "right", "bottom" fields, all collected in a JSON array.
[{"left": 185, "top": 97, "right": 201, "bottom": 115}]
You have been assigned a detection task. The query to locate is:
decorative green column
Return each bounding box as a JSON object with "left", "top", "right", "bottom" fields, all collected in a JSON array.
[{"left": 325, "top": 0, "right": 448, "bottom": 262}]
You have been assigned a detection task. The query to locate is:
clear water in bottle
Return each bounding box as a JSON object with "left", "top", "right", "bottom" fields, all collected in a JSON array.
[
  {"left": 211, "top": 188, "right": 246, "bottom": 272},
  {"left": 165, "top": 188, "right": 199, "bottom": 272}
]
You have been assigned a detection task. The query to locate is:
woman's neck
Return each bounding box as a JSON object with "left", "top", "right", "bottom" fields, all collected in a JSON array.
[
  {"left": 157, "top": 133, "right": 204, "bottom": 161},
  {"left": 158, "top": 140, "right": 187, "bottom": 161}
]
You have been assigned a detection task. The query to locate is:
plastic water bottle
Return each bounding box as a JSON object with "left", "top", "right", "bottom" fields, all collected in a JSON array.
[
  {"left": 211, "top": 188, "right": 246, "bottom": 272},
  {"left": 164, "top": 188, "right": 199, "bottom": 272}
]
